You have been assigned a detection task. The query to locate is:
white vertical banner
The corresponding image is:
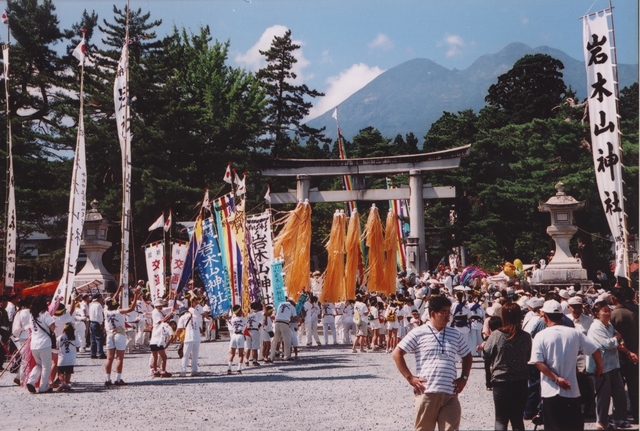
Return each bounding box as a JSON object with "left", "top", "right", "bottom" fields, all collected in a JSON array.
[
  {"left": 144, "top": 242, "right": 165, "bottom": 301},
  {"left": 170, "top": 241, "right": 189, "bottom": 292},
  {"left": 55, "top": 115, "right": 87, "bottom": 302},
  {"left": 582, "top": 10, "right": 628, "bottom": 278},
  {"left": 3, "top": 43, "right": 16, "bottom": 292},
  {"left": 114, "top": 42, "right": 132, "bottom": 303},
  {"left": 246, "top": 211, "right": 274, "bottom": 302}
]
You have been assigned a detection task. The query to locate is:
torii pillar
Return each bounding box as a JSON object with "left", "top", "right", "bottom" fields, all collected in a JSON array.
[{"left": 407, "top": 170, "right": 427, "bottom": 273}]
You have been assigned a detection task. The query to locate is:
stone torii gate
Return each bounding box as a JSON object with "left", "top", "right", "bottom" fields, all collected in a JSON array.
[{"left": 261, "top": 144, "right": 471, "bottom": 275}]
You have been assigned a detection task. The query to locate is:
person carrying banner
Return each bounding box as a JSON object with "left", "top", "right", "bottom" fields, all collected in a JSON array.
[
  {"left": 103, "top": 285, "right": 141, "bottom": 386},
  {"left": 227, "top": 305, "right": 247, "bottom": 374},
  {"left": 176, "top": 296, "right": 202, "bottom": 377},
  {"left": 269, "top": 300, "right": 298, "bottom": 362}
]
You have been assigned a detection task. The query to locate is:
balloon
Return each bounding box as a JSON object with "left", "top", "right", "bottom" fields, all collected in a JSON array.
[
  {"left": 503, "top": 262, "right": 516, "bottom": 278},
  {"left": 514, "top": 259, "right": 523, "bottom": 271}
]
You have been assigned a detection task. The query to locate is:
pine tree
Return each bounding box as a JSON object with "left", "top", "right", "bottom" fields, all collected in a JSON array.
[{"left": 256, "top": 29, "right": 327, "bottom": 158}]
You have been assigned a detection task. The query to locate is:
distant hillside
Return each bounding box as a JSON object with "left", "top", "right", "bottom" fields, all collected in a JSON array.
[{"left": 305, "top": 42, "right": 638, "bottom": 146}]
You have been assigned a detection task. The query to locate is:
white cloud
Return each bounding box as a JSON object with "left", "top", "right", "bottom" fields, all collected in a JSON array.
[
  {"left": 436, "top": 33, "right": 468, "bottom": 58},
  {"left": 368, "top": 33, "right": 394, "bottom": 51},
  {"left": 307, "top": 63, "right": 385, "bottom": 120},
  {"left": 235, "top": 25, "right": 311, "bottom": 83}
]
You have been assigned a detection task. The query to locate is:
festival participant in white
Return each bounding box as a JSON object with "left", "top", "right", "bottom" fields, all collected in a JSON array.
[
  {"left": 302, "top": 296, "right": 321, "bottom": 346},
  {"left": 176, "top": 296, "right": 202, "bottom": 377},
  {"left": 320, "top": 301, "right": 337, "bottom": 345},
  {"left": 11, "top": 297, "right": 31, "bottom": 385},
  {"left": 392, "top": 295, "right": 473, "bottom": 431},
  {"left": 26, "top": 295, "right": 56, "bottom": 394},
  {"left": 269, "top": 300, "right": 298, "bottom": 362},
  {"left": 103, "top": 285, "right": 141, "bottom": 386},
  {"left": 50, "top": 301, "right": 75, "bottom": 388},
  {"left": 149, "top": 298, "right": 173, "bottom": 377},
  {"left": 227, "top": 305, "right": 247, "bottom": 374},
  {"left": 244, "top": 302, "right": 263, "bottom": 366},
  {"left": 56, "top": 322, "right": 79, "bottom": 391},
  {"left": 261, "top": 305, "right": 274, "bottom": 362}
]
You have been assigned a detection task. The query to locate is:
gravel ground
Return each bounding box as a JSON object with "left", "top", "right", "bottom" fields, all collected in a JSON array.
[{"left": 0, "top": 332, "right": 622, "bottom": 430}]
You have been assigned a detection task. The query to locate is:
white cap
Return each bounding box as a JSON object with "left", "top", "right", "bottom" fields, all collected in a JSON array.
[
  {"left": 559, "top": 289, "right": 570, "bottom": 300},
  {"left": 567, "top": 296, "right": 583, "bottom": 306},
  {"left": 541, "top": 299, "right": 562, "bottom": 314},
  {"left": 527, "top": 297, "right": 545, "bottom": 309}
]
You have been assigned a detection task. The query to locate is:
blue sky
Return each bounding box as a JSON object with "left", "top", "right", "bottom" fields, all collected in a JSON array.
[{"left": 9, "top": 0, "right": 640, "bottom": 120}]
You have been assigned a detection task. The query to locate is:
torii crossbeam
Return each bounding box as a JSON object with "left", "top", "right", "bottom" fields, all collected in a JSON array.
[{"left": 261, "top": 144, "right": 471, "bottom": 274}]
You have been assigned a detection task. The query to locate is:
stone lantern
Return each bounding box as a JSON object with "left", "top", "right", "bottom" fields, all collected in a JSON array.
[
  {"left": 74, "top": 199, "right": 117, "bottom": 292},
  {"left": 537, "top": 182, "right": 589, "bottom": 286}
]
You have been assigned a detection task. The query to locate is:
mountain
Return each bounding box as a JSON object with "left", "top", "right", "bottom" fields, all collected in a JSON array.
[{"left": 305, "top": 42, "right": 638, "bottom": 146}]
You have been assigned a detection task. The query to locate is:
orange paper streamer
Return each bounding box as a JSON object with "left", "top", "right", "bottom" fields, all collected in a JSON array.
[
  {"left": 344, "top": 208, "right": 361, "bottom": 300},
  {"left": 363, "top": 204, "right": 385, "bottom": 293},
  {"left": 320, "top": 210, "right": 346, "bottom": 303},
  {"left": 273, "top": 200, "right": 312, "bottom": 300},
  {"left": 382, "top": 209, "right": 399, "bottom": 295}
]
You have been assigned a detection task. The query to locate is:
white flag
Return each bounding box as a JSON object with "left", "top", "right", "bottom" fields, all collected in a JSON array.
[
  {"left": 114, "top": 42, "right": 132, "bottom": 305},
  {"left": 148, "top": 212, "right": 164, "bottom": 231},
  {"left": 582, "top": 10, "right": 628, "bottom": 278},
  {"left": 235, "top": 173, "right": 246, "bottom": 196},
  {"left": 223, "top": 163, "right": 232, "bottom": 184},
  {"left": 72, "top": 33, "right": 86, "bottom": 65},
  {"left": 264, "top": 185, "right": 271, "bottom": 204},
  {"left": 55, "top": 114, "right": 87, "bottom": 303},
  {"left": 1, "top": 10, "right": 8, "bottom": 24},
  {"left": 164, "top": 211, "right": 172, "bottom": 232},
  {"left": 202, "top": 189, "right": 211, "bottom": 210},
  {"left": 144, "top": 242, "right": 165, "bottom": 301},
  {"left": 332, "top": 107, "right": 338, "bottom": 121}
]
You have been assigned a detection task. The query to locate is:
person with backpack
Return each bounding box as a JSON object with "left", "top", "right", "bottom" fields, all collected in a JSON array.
[
  {"left": 351, "top": 295, "right": 369, "bottom": 353},
  {"left": 385, "top": 300, "right": 400, "bottom": 353}
]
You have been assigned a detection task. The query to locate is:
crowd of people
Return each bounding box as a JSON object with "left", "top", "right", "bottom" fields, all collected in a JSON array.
[
  {"left": 389, "top": 268, "right": 638, "bottom": 431},
  {"left": 1, "top": 266, "right": 638, "bottom": 431}
]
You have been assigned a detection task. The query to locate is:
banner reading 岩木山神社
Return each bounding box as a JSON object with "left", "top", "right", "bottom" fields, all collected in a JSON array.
[
  {"left": 144, "top": 242, "right": 165, "bottom": 301},
  {"left": 246, "top": 211, "right": 274, "bottom": 303},
  {"left": 582, "top": 9, "right": 628, "bottom": 279},
  {"left": 195, "top": 218, "right": 231, "bottom": 318}
]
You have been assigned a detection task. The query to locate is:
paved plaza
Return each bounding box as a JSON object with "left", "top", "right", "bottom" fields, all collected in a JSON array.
[{"left": 0, "top": 334, "right": 616, "bottom": 430}]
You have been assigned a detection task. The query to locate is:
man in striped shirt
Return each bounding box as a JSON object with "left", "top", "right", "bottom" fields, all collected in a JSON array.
[{"left": 392, "top": 295, "right": 473, "bottom": 431}]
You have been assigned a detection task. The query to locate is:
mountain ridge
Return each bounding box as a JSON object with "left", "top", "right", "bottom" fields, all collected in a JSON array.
[{"left": 305, "top": 42, "right": 638, "bottom": 145}]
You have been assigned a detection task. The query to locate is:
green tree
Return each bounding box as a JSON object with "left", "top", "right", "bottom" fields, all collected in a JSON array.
[
  {"left": 256, "top": 29, "right": 327, "bottom": 157},
  {"left": 484, "top": 54, "right": 567, "bottom": 125}
]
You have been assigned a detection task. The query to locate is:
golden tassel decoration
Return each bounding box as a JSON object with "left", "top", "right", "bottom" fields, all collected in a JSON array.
[
  {"left": 320, "top": 210, "right": 346, "bottom": 303},
  {"left": 273, "top": 200, "right": 312, "bottom": 300},
  {"left": 383, "top": 209, "right": 399, "bottom": 296},
  {"left": 344, "top": 208, "right": 361, "bottom": 300},
  {"left": 362, "top": 204, "right": 385, "bottom": 293}
]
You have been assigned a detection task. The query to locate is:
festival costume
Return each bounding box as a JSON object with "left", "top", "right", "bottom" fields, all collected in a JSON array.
[
  {"left": 27, "top": 312, "right": 55, "bottom": 393},
  {"left": 269, "top": 302, "right": 296, "bottom": 361},
  {"left": 179, "top": 308, "right": 202, "bottom": 375},
  {"left": 321, "top": 302, "right": 337, "bottom": 345},
  {"left": 303, "top": 301, "right": 321, "bottom": 346}
]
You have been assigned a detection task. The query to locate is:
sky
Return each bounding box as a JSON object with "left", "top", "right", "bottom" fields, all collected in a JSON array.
[{"left": 6, "top": 0, "right": 639, "bottom": 121}]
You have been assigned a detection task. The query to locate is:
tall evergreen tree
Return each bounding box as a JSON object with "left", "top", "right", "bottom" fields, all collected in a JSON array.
[{"left": 256, "top": 29, "right": 327, "bottom": 157}]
